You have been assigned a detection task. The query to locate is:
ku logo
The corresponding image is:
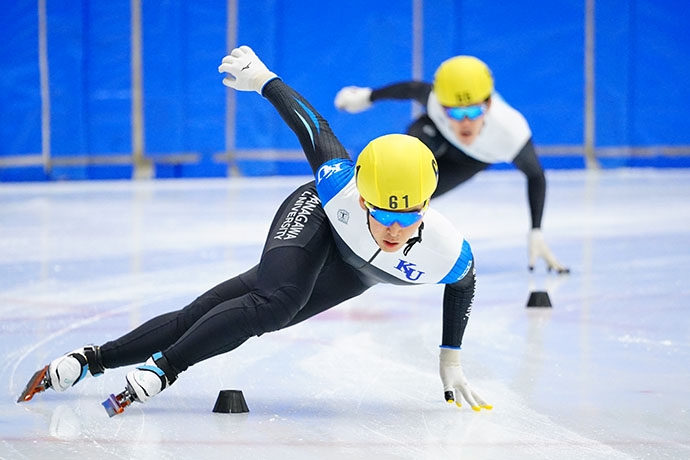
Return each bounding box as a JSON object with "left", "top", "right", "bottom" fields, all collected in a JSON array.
[
  {"left": 395, "top": 259, "right": 425, "bottom": 281},
  {"left": 316, "top": 162, "right": 344, "bottom": 183}
]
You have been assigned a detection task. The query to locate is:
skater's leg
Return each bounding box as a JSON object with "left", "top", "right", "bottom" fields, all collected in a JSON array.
[
  {"left": 108, "top": 247, "right": 366, "bottom": 410},
  {"left": 105, "top": 182, "right": 333, "bottom": 411},
  {"left": 99, "top": 269, "right": 257, "bottom": 369},
  {"left": 100, "top": 183, "right": 322, "bottom": 371},
  {"left": 19, "top": 270, "right": 258, "bottom": 402},
  {"left": 160, "top": 182, "right": 331, "bottom": 373},
  {"left": 106, "top": 243, "right": 331, "bottom": 411},
  {"left": 163, "top": 242, "right": 331, "bottom": 373},
  {"left": 285, "top": 258, "right": 372, "bottom": 327}
]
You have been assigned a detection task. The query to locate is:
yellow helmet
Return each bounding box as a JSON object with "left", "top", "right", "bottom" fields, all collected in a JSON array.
[
  {"left": 433, "top": 55, "right": 494, "bottom": 106},
  {"left": 355, "top": 134, "right": 438, "bottom": 210}
]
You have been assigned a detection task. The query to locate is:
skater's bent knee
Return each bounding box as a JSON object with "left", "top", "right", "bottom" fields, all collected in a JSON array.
[{"left": 251, "top": 286, "right": 307, "bottom": 333}]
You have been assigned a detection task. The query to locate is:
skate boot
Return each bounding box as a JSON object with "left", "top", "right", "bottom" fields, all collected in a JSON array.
[
  {"left": 18, "top": 345, "right": 105, "bottom": 403},
  {"left": 102, "top": 352, "right": 177, "bottom": 417}
]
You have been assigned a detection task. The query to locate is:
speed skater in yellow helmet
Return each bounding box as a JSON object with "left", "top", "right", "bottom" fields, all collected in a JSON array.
[
  {"left": 433, "top": 56, "right": 494, "bottom": 107},
  {"left": 355, "top": 134, "right": 438, "bottom": 211}
]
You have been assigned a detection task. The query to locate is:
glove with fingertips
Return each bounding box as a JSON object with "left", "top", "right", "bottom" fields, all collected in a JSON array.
[
  {"left": 218, "top": 45, "right": 278, "bottom": 93},
  {"left": 334, "top": 86, "right": 373, "bottom": 113},
  {"left": 439, "top": 347, "right": 492, "bottom": 411},
  {"left": 528, "top": 229, "right": 570, "bottom": 274}
]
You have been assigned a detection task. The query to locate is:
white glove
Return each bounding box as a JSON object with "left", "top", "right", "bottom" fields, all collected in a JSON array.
[
  {"left": 439, "top": 347, "right": 492, "bottom": 411},
  {"left": 334, "top": 86, "right": 373, "bottom": 113},
  {"left": 528, "top": 229, "right": 570, "bottom": 274},
  {"left": 217, "top": 45, "right": 278, "bottom": 93}
]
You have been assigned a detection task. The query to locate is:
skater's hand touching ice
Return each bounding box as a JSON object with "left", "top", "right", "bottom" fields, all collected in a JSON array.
[
  {"left": 439, "top": 347, "right": 491, "bottom": 411},
  {"left": 528, "top": 229, "right": 570, "bottom": 274},
  {"left": 218, "top": 45, "right": 278, "bottom": 93}
]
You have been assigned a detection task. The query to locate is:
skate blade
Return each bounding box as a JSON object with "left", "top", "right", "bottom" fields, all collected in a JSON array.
[
  {"left": 102, "top": 391, "right": 133, "bottom": 417},
  {"left": 17, "top": 365, "right": 50, "bottom": 403}
]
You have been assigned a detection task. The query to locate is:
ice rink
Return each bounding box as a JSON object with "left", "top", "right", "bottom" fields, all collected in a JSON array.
[{"left": 1, "top": 169, "right": 689, "bottom": 460}]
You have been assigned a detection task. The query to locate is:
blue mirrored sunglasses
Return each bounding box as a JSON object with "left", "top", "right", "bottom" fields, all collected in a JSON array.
[
  {"left": 443, "top": 103, "right": 488, "bottom": 121},
  {"left": 365, "top": 202, "right": 427, "bottom": 228}
]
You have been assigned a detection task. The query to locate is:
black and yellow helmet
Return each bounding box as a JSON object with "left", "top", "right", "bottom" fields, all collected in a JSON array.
[
  {"left": 355, "top": 134, "right": 438, "bottom": 210},
  {"left": 433, "top": 55, "right": 494, "bottom": 107}
]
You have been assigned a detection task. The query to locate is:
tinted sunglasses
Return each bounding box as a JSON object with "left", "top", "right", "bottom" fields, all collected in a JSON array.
[
  {"left": 443, "top": 103, "right": 488, "bottom": 121},
  {"left": 365, "top": 201, "right": 427, "bottom": 228}
]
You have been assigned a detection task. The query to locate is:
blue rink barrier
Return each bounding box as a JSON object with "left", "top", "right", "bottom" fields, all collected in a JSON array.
[{"left": 1, "top": 2, "right": 689, "bottom": 181}]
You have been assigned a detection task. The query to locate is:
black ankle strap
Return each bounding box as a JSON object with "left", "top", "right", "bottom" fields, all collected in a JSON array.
[
  {"left": 152, "top": 352, "right": 178, "bottom": 385},
  {"left": 84, "top": 346, "right": 105, "bottom": 376}
]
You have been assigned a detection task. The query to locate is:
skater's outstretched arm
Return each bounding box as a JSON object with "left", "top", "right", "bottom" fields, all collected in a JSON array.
[
  {"left": 437, "top": 258, "right": 491, "bottom": 411},
  {"left": 371, "top": 81, "right": 431, "bottom": 105},
  {"left": 334, "top": 81, "right": 432, "bottom": 113},
  {"left": 512, "top": 140, "right": 546, "bottom": 230},
  {"left": 512, "top": 140, "right": 569, "bottom": 274},
  {"left": 218, "top": 46, "right": 350, "bottom": 175}
]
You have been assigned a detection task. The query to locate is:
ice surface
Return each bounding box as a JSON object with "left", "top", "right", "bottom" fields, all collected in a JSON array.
[{"left": 2, "top": 170, "right": 689, "bottom": 459}]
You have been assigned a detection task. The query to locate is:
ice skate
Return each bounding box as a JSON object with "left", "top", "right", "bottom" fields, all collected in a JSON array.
[
  {"left": 101, "top": 387, "right": 136, "bottom": 417},
  {"left": 102, "top": 352, "right": 177, "bottom": 417},
  {"left": 17, "top": 346, "right": 104, "bottom": 403}
]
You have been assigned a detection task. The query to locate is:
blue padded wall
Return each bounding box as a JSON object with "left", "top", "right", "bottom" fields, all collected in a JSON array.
[{"left": 1, "top": 0, "right": 689, "bottom": 180}]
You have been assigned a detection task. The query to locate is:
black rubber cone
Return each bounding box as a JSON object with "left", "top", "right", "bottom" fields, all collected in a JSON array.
[
  {"left": 526, "top": 290, "right": 552, "bottom": 308},
  {"left": 213, "top": 390, "right": 249, "bottom": 414}
]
